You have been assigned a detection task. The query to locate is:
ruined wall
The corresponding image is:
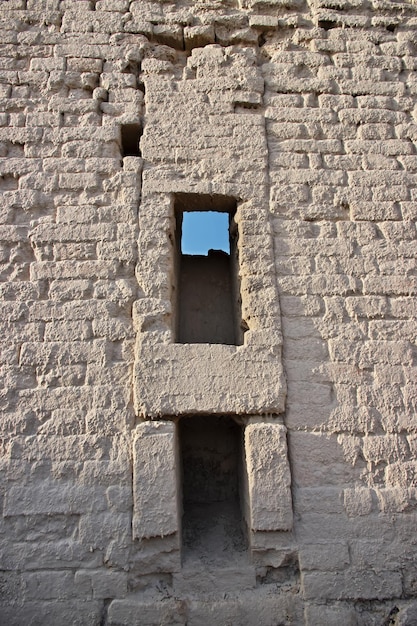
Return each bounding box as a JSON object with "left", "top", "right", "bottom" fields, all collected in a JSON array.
[{"left": 1, "top": 0, "right": 417, "bottom": 625}]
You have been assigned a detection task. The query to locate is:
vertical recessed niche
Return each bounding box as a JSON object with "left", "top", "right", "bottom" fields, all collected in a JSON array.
[
  {"left": 179, "top": 415, "right": 247, "bottom": 565},
  {"left": 121, "top": 123, "right": 142, "bottom": 157},
  {"left": 174, "top": 193, "right": 244, "bottom": 345}
]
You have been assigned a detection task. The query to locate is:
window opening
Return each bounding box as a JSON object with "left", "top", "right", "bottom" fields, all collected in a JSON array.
[
  {"left": 179, "top": 415, "right": 247, "bottom": 565},
  {"left": 174, "top": 193, "right": 244, "bottom": 345},
  {"left": 181, "top": 211, "right": 230, "bottom": 255},
  {"left": 121, "top": 123, "right": 142, "bottom": 157}
]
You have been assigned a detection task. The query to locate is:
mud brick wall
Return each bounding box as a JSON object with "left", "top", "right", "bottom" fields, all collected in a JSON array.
[{"left": 1, "top": 1, "right": 417, "bottom": 625}]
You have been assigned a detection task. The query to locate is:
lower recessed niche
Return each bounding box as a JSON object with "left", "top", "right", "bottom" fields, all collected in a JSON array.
[{"left": 179, "top": 415, "right": 247, "bottom": 565}]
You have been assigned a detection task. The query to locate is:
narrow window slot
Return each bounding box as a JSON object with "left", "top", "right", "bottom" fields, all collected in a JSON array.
[
  {"left": 121, "top": 123, "right": 142, "bottom": 157},
  {"left": 174, "top": 193, "right": 244, "bottom": 345},
  {"left": 179, "top": 415, "right": 247, "bottom": 565}
]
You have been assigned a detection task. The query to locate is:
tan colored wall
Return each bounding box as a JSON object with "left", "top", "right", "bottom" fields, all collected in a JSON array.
[{"left": 1, "top": 1, "right": 417, "bottom": 624}]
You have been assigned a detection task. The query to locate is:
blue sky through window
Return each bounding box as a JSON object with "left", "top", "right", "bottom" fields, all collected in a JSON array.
[{"left": 181, "top": 211, "right": 230, "bottom": 255}]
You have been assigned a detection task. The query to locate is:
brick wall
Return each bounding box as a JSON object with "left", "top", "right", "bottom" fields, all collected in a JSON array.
[{"left": 1, "top": 1, "right": 417, "bottom": 624}]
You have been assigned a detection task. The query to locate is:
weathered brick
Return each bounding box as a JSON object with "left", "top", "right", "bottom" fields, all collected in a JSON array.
[
  {"left": 299, "top": 542, "right": 350, "bottom": 571},
  {"left": 30, "top": 260, "right": 119, "bottom": 280},
  {"left": 302, "top": 569, "right": 402, "bottom": 601},
  {"left": 132, "top": 421, "right": 179, "bottom": 540},
  {"left": 4, "top": 482, "right": 108, "bottom": 516}
]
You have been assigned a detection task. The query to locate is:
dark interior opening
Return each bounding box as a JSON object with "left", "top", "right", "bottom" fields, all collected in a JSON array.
[
  {"left": 174, "top": 193, "right": 244, "bottom": 345},
  {"left": 318, "top": 19, "right": 337, "bottom": 30},
  {"left": 121, "top": 123, "right": 142, "bottom": 157},
  {"left": 179, "top": 415, "right": 247, "bottom": 565}
]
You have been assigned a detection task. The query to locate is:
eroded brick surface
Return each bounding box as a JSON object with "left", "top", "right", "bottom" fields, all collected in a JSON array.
[{"left": 1, "top": 1, "right": 417, "bottom": 624}]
